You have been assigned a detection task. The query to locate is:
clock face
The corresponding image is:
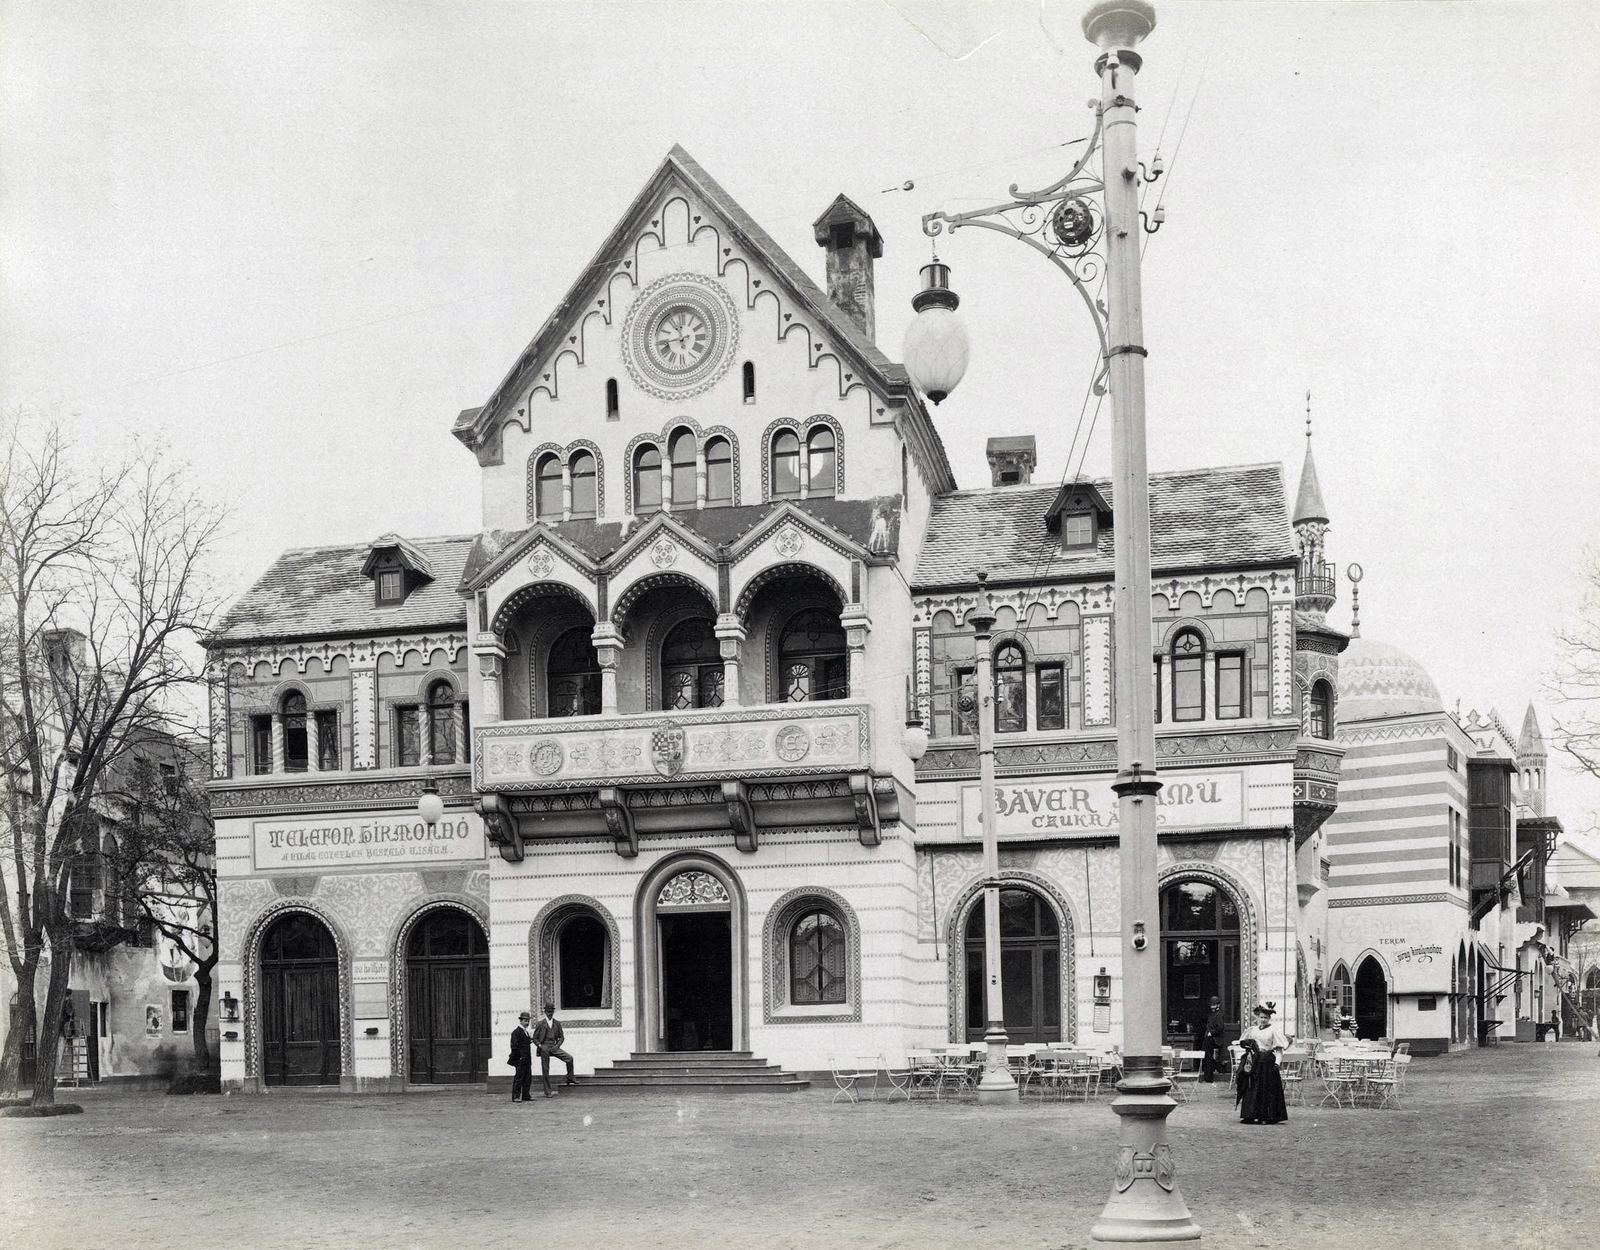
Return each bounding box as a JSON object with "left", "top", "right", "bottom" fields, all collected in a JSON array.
[
  {"left": 621, "top": 273, "right": 740, "bottom": 398},
  {"left": 649, "top": 306, "right": 710, "bottom": 372}
]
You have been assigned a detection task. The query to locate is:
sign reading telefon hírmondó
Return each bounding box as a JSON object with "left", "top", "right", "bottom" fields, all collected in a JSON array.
[
  {"left": 961, "top": 771, "right": 1245, "bottom": 838},
  {"left": 252, "top": 813, "right": 485, "bottom": 870}
]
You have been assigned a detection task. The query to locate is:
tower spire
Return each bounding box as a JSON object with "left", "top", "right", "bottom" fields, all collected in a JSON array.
[{"left": 1294, "top": 392, "right": 1329, "bottom": 526}]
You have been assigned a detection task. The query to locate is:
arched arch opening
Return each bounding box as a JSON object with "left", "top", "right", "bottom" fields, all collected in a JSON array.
[
  {"left": 770, "top": 428, "right": 801, "bottom": 499},
  {"left": 635, "top": 855, "right": 747, "bottom": 1054},
  {"left": 260, "top": 911, "right": 341, "bottom": 1087},
  {"left": 495, "top": 589, "right": 597, "bottom": 721},
  {"left": 547, "top": 627, "right": 601, "bottom": 718},
  {"left": 704, "top": 436, "right": 733, "bottom": 507},
  {"left": 964, "top": 887, "right": 1062, "bottom": 1044},
  {"left": 669, "top": 427, "right": 697, "bottom": 509},
  {"left": 1171, "top": 629, "right": 1206, "bottom": 722},
  {"left": 805, "top": 425, "right": 836, "bottom": 498},
  {"left": 1310, "top": 679, "right": 1334, "bottom": 740},
  {"left": 534, "top": 453, "right": 563, "bottom": 522},
  {"left": 282, "top": 690, "right": 309, "bottom": 772},
  {"left": 404, "top": 907, "right": 490, "bottom": 1084},
  {"left": 661, "top": 616, "right": 723, "bottom": 710},
  {"left": 1160, "top": 877, "right": 1241, "bottom": 1045},
  {"left": 777, "top": 607, "right": 847, "bottom": 703},
  {"left": 1355, "top": 955, "right": 1389, "bottom": 1040},
  {"left": 993, "top": 641, "right": 1027, "bottom": 733},
  {"left": 633, "top": 443, "right": 663, "bottom": 515},
  {"left": 569, "top": 450, "right": 597, "bottom": 520}
]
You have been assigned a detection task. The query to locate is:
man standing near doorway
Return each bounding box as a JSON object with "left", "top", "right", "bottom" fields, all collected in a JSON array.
[
  {"left": 1200, "top": 996, "right": 1228, "bottom": 1083},
  {"left": 509, "top": 1011, "right": 534, "bottom": 1103},
  {"left": 533, "top": 1001, "right": 577, "bottom": 1096}
]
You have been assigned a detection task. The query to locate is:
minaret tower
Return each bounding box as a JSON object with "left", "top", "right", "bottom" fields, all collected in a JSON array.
[
  {"left": 1518, "top": 702, "right": 1547, "bottom": 816},
  {"left": 1294, "top": 392, "right": 1335, "bottom": 622}
]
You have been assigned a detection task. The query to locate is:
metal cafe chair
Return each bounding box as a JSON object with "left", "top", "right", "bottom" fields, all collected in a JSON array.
[
  {"left": 882, "top": 1054, "right": 914, "bottom": 1103},
  {"left": 1317, "top": 1056, "right": 1363, "bottom": 1109},
  {"left": 904, "top": 1050, "right": 944, "bottom": 1101},
  {"left": 1278, "top": 1050, "right": 1310, "bottom": 1105},
  {"left": 828, "top": 1054, "right": 876, "bottom": 1105}
]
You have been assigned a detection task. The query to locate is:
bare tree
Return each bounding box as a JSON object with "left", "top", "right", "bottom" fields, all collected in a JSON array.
[
  {"left": 1553, "top": 552, "right": 1600, "bottom": 789},
  {"left": 0, "top": 420, "right": 223, "bottom": 1105}
]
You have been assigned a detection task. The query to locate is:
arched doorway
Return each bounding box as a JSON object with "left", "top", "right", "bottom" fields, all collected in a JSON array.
[
  {"left": 1160, "top": 879, "right": 1241, "bottom": 1045},
  {"left": 406, "top": 909, "right": 491, "bottom": 1084},
  {"left": 261, "top": 912, "right": 341, "bottom": 1087},
  {"left": 964, "top": 888, "right": 1061, "bottom": 1044},
  {"left": 655, "top": 869, "right": 734, "bottom": 1051},
  {"left": 1355, "top": 956, "right": 1388, "bottom": 1040}
]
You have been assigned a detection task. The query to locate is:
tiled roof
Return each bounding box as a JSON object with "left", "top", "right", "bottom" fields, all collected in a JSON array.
[
  {"left": 211, "top": 535, "right": 474, "bottom": 645},
  {"left": 912, "top": 463, "right": 1296, "bottom": 589}
]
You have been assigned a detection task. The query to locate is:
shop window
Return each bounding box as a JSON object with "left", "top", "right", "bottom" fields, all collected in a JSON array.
[
  {"left": 669, "top": 428, "right": 697, "bottom": 508},
  {"left": 771, "top": 430, "right": 801, "bottom": 499},
  {"left": 282, "top": 691, "right": 308, "bottom": 773},
  {"left": 534, "top": 453, "right": 563, "bottom": 522},
  {"left": 789, "top": 909, "right": 846, "bottom": 1005},
  {"left": 633, "top": 444, "right": 662, "bottom": 515},
  {"left": 1036, "top": 663, "right": 1065, "bottom": 731},
  {"left": 661, "top": 618, "right": 723, "bottom": 710},
  {"left": 171, "top": 989, "right": 190, "bottom": 1033},
  {"left": 1216, "top": 653, "right": 1248, "bottom": 720},
  {"left": 778, "top": 609, "right": 847, "bottom": 703},
  {"left": 251, "top": 715, "right": 272, "bottom": 775},
  {"left": 704, "top": 437, "right": 733, "bottom": 507},
  {"left": 994, "top": 643, "right": 1026, "bottom": 733},
  {"left": 1171, "top": 631, "right": 1204, "bottom": 722},
  {"left": 806, "top": 426, "right": 836, "bottom": 499},
  {"left": 568, "top": 450, "right": 597, "bottom": 520},
  {"left": 315, "top": 710, "right": 339, "bottom": 771},
  {"left": 548, "top": 627, "right": 601, "bottom": 718}
]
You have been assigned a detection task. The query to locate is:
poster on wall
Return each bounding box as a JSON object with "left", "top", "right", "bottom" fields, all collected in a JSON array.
[
  {"left": 252, "top": 811, "right": 486, "bottom": 871},
  {"left": 960, "top": 771, "right": 1245, "bottom": 839},
  {"left": 144, "top": 1005, "right": 162, "bottom": 1036}
]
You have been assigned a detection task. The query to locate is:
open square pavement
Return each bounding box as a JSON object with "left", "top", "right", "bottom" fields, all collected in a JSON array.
[{"left": 1, "top": 1043, "right": 1594, "bottom": 1250}]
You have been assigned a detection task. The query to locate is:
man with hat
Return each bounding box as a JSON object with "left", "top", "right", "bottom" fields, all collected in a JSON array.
[
  {"left": 533, "top": 1001, "right": 577, "bottom": 1096},
  {"left": 1200, "top": 995, "right": 1228, "bottom": 1083},
  {"left": 508, "top": 1011, "right": 535, "bottom": 1103}
]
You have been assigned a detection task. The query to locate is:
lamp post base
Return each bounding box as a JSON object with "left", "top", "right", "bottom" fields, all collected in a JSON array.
[
  {"left": 1089, "top": 1066, "right": 1199, "bottom": 1244},
  {"left": 975, "top": 1028, "right": 1018, "bottom": 1105}
]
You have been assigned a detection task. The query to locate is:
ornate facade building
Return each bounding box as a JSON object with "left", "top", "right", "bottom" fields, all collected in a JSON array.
[{"left": 213, "top": 147, "right": 1536, "bottom": 1091}]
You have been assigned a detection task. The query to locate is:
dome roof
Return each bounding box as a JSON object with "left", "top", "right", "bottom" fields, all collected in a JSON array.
[{"left": 1337, "top": 638, "right": 1444, "bottom": 722}]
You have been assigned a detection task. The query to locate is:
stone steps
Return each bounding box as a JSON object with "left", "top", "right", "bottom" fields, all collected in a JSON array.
[{"left": 584, "top": 1051, "right": 809, "bottom": 1090}]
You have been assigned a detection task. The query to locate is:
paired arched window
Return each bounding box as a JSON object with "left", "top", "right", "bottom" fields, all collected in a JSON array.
[
  {"left": 806, "top": 427, "right": 836, "bottom": 498},
  {"left": 789, "top": 908, "right": 846, "bottom": 1005},
  {"left": 994, "top": 642, "right": 1026, "bottom": 733},
  {"left": 769, "top": 423, "right": 840, "bottom": 501},
  {"left": 427, "top": 681, "right": 461, "bottom": 763},
  {"left": 778, "top": 608, "right": 847, "bottom": 703},
  {"left": 1309, "top": 680, "right": 1333, "bottom": 739},
  {"left": 569, "top": 450, "right": 597, "bottom": 520},
  {"left": 282, "top": 690, "right": 309, "bottom": 772},
  {"left": 771, "top": 430, "right": 801, "bottom": 499},
  {"left": 547, "top": 627, "right": 601, "bottom": 718},
  {"left": 557, "top": 912, "right": 609, "bottom": 1010},
  {"left": 1171, "top": 630, "right": 1204, "bottom": 721},
  {"left": 669, "top": 428, "right": 697, "bottom": 508},
  {"left": 705, "top": 436, "right": 733, "bottom": 507},
  {"left": 661, "top": 617, "right": 723, "bottom": 710},
  {"left": 534, "top": 453, "right": 563, "bottom": 522},
  {"left": 633, "top": 444, "right": 662, "bottom": 514}
]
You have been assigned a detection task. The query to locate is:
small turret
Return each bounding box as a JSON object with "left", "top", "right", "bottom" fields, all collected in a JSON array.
[
  {"left": 1294, "top": 393, "right": 1336, "bottom": 621},
  {"left": 1518, "top": 702, "right": 1547, "bottom": 816}
]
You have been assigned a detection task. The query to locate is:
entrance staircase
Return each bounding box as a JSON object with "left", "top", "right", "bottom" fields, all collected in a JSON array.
[{"left": 583, "top": 1051, "right": 809, "bottom": 1091}]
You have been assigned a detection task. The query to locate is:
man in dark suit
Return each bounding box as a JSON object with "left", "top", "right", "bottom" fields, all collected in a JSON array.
[
  {"left": 1200, "top": 996, "right": 1228, "bottom": 1083},
  {"left": 533, "top": 1001, "right": 576, "bottom": 1096},
  {"left": 509, "top": 1011, "right": 535, "bottom": 1103}
]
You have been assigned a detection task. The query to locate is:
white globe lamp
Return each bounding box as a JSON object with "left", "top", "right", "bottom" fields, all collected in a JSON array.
[
  {"left": 417, "top": 781, "right": 445, "bottom": 828},
  {"left": 901, "top": 260, "right": 969, "bottom": 405}
]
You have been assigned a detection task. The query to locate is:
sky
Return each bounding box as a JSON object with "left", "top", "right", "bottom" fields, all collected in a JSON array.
[{"left": 3, "top": 0, "right": 1599, "bottom": 817}]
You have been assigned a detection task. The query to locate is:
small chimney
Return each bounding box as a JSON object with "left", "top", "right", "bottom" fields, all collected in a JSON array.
[
  {"left": 813, "top": 194, "right": 882, "bottom": 342},
  {"left": 986, "top": 436, "right": 1037, "bottom": 486}
]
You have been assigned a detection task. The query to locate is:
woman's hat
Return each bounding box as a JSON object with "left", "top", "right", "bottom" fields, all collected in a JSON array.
[{"left": 1252, "top": 1001, "right": 1277, "bottom": 1017}]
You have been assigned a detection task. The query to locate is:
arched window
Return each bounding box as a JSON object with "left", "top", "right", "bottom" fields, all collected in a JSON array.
[
  {"left": 633, "top": 444, "right": 662, "bottom": 515},
  {"left": 661, "top": 617, "right": 723, "bottom": 710},
  {"left": 282, "top": 691, "right": 308, "bottom": 773},
  {"left": 1331, "top": 962, "right": 1354, "bottom": 1019},
  {"left": 704, "top": 437, "right": 732, "bottom": 507},
  {"left": 994, "top": 642, "right": 1026, "bottom": 733},
  {"left": 557, "top": 913, "right": 609, "bottom": 1010},
  {"left": 1310, "top": 680, "right": 1333, "bottom": 739},
  {"left": 742, "top": 361, "right": 756, "bottom": 402},
  {"left": 771, "top": 430, "right": 801, "bottom": 499},
  {"left": 427, "top": 681, "right": 458, "bottom": 763},
  {"left": 535, "top": 453, "right": 563, "bottom": 522},
  {"left": 806, "top": 426, "right": 836, "bottom": 498},
  {"left": 965, "top": 888, "right": 1060, "bottom": 1043},
  {"left": 568, "top": 450, "right": 597, "bottom": 520},
  {"left": 606, "top": 377, "right": 619, "bottom": 420},
  {"left": 669, "top": 428, "right": 697, "bottom": 508},
  {"left": 789, "top": 909, "right": 846, "bottom": 1004},
  {"left": 547, "top": 627, "right": 601, "bottom": 718},
  {"left": 1171, "top": 630, "right": 1205, "bottom": 722},
  {"left": 1160, "top": 878, "right": 1241, "bottom": 1041},
  {"left": 779, "top": 609, "right": 847, "bottom": 703}
]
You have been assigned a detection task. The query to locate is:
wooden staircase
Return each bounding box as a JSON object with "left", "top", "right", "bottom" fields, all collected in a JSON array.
[{"left": 583, "top": 1051, "right": 809, "bottom": 1091}]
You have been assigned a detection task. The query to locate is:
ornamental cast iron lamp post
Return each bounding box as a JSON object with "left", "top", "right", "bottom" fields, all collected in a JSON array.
[{"left": 904, "top": 1, "right": 1199, "bottom": 1240}]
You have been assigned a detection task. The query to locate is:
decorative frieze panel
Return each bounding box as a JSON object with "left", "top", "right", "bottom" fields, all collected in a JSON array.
[
  {"left": 208, "top": 673, "right": 231, "bottom": 779},
  {"left": 350, "top": 665, "right": 378, "bottom": 769},
  {"left": 911, "top": 581, "right": 1113, "bottom": 626},
  {"left": 475, "top": 701, "right": 872, "bottom": 791},
  {"left": 917, "top": 728, "right": 1300, "bottom": 782},
  {"left": 1152, "top": 570, "right": 1294, "bottom": 611},
  {"left": 1270, "top": 603, "right": 1294, "bottom": 716},
  {"left": 1082, "top": 615, "right": 1113, "bottom": 727},
  {"left": 914, "top": 626, "right": 932, "bottom": 727},
  {"left": 214, "top": 634, "right": 466, "bottom": 679},
  {"left": 211, "top": 771, "right": 474, "bottom": 812}
]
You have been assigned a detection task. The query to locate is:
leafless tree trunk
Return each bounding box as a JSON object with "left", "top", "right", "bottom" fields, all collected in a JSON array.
[
  {"left": 0, "top": 419, "right": 223, "bottom": 1105},
  {"left": 1553, "top": 551, "right": 1600, "bottom": 789}
]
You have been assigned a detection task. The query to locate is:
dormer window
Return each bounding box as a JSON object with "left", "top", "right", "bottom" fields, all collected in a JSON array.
[
  {"left": 377, "top": 568, "right": 404, "bottom": 604},
  {"left": 1045, "top": 481, "right": 1111, "bottom": 551},
  {"left": 1060, "top": 512, "right": 1095, "bottom": 548},
  {"left": 361, "top": 534, "right": 434, "bottom": 607}
]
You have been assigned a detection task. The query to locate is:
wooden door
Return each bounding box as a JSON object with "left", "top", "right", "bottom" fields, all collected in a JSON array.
[
  {"left": 261, "top": 912, "right": 341, "bottom": 1087},
  {"left": 406, "top": 910, "right": 490, "bottom": 1083}
]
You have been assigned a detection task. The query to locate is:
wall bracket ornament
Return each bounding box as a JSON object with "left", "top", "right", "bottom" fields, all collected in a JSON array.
[
  {"left": 598, "top": 786, "right": 637, "bottom": 858},
  {"left": 849, "top": 772, "right": 880, "bottom": 847},
  {"left": 477, "top": 792, "right": 523, "bottom": 863},
  {"left": 723, "top": 780, "right": 758, "bottom": 852}
]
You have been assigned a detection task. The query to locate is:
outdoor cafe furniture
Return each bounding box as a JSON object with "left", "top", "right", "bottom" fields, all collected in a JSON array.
[{"left": 829, "top": 1054, "right": 881, "bottom": 1104}]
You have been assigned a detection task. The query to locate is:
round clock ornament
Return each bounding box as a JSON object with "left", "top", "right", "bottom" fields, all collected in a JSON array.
[{"left": 621, "top": 272, "right": 741, "bottom": 399}]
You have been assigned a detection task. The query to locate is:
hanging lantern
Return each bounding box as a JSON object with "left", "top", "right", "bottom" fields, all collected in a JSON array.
[{"left": 901, "top": 260, "right": 969, "bottom": 405}]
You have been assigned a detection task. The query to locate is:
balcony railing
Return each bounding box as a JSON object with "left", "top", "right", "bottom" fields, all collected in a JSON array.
[{"left": 1299, "top": 561, "right": 1337, "bottom": 600}]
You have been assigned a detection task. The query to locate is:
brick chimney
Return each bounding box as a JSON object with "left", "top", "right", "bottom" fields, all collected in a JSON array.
[
  {"left": 813, "top": 194, "right": 882, "bottom": 343},
  {"left": 986, "top": 436, "right": 1037, "bottom": 486}
]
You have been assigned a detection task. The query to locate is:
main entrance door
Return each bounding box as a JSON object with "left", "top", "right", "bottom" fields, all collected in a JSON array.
[
  {"left": 407, "top": 909, "right": 491, "bottom": 1084},
  {"left": 1355, "top": 956, "right": 1388, "bottom": 1040},
  {"left": 659, "top": 913, "right": 732, "bottom": 1051},
  {"left": 1160, "top": 879, "right": 1241, "bottom": 1046},
  {"left": 261, "top": 912, "right": 340, "bottom": 1086},
  {"left": 965, "top": 888, "right": 1062, "bottom": 1044}
]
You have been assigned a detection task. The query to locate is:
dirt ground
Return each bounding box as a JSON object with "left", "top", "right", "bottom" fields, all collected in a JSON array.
[{"left": 0, "top": 1042, "right": 1594, "bottom": 1250}]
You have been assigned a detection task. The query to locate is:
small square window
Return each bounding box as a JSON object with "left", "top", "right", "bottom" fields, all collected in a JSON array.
[
  {"left": 1061, "top": 512, "right": 1095, "bottom": 548},
  {"left": 377, "top": 569, "right": 404, "bottom": 603},
  {"left": 1417, "top": 996, "right": 1437, "bottom": 1012},
  {"left": 171, "top": 989, "right": 190, "bottom": 1033},
  {"left": 1446, "top": 745, "right": 1459, "bottom": 771},
  {"left": 1036, "top": 664, "right": 1065, "bottom": 731}
]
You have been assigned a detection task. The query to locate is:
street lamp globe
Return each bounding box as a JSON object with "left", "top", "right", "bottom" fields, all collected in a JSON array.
[
  {"left": 901, "top": 260, "right": 968, "bottom": 404},
  {"left": 417, "top": 782, "right": 444, "bottom": 828}
]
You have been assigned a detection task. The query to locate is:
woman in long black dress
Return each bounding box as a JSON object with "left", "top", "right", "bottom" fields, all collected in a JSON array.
[{"left": 1234, "top": 1002, "right": 1289, "bottom": 1124}]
